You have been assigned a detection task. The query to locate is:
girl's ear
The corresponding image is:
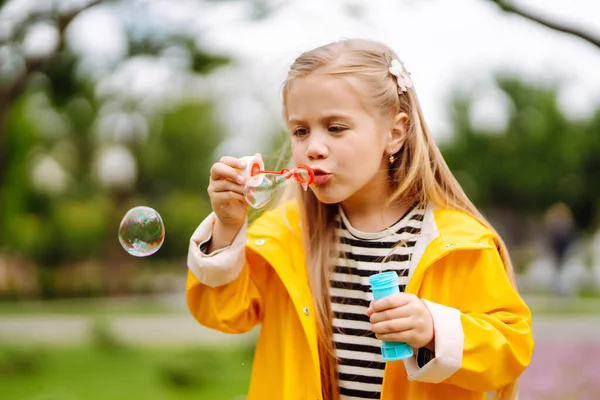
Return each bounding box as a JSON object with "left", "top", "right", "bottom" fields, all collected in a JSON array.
[{"left": 386, "top": 112, "right": 408, "bottom": 155}]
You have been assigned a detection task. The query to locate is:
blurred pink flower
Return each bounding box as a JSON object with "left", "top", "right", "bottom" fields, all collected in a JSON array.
[{"left": 520, "top": 341, "right": 600, "bottom": 400}]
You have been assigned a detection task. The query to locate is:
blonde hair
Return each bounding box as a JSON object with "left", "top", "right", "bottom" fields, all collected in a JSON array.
[{"left": 277, "top": 38, "right": 518, "bottom": 400}]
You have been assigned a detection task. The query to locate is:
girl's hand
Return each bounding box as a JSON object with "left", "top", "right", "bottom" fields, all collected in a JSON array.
[
  {"left": 207, "top": 155, "right": 260, "bottom": 250},
  {"left": 367, "top": 293, "right": 435, "bottom": 350}
]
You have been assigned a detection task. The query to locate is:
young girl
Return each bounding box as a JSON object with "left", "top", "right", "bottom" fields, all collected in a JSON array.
[{"left": 186, "top": 39, "right": 533, "bottom": 400}]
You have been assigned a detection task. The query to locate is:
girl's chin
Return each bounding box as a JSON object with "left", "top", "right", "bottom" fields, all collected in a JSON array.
[{"left": 309, "top": 186, "right": 346, "bottom": 205}]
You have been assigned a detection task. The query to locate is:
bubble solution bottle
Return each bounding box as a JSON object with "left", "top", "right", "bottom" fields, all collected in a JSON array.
[{"left": 368, "top": 271, "right": 414, "bottom": 361}]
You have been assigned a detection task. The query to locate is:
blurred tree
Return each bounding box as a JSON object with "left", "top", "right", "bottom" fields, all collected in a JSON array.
[
  {"left": 0, "top": 0, "right": 101, "bottom": 189},
  {"left": 486, "top": 0, "right": 600, "bottom": 50},
  {"left": 442, "top": 75, "right": 600, "bottom": 235},
  {"left": 0, "top": 0, "right": 230, "bottom": 297}
]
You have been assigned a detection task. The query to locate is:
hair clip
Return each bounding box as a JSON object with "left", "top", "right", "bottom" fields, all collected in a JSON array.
[{"left": 389, "top": 59, "right": 413, "bottom": 94}]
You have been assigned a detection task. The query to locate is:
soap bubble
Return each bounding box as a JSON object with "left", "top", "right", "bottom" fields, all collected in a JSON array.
[
  {"left": 245, "top": 174, "right": 288, "bottom": 209},
  {"left": 244, "top": 165, "right": 314, "bottom": 209},
  {"left": 118, "top": 206, "right": 165, "bottom": 257}
]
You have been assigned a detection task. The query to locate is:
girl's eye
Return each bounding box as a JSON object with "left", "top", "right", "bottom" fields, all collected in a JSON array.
[
  {"left": 328, "top": 125, "right": 346, "bottom": 133},
  {"left": 293, "top": 127, "right": 308, "bottom": 137}
]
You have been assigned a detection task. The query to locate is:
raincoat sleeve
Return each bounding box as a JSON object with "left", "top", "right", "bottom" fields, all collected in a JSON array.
[
  {"left": 185, "top": 212, "right": 268, "bottom": 334},
  {"left": 404, "top": 241, "right": 534, "bottom": 391}
]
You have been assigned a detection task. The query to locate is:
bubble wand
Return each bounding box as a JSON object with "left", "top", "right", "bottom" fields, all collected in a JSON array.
[{"left": 238, "top": 156, "right": 315, "bottom": 209}]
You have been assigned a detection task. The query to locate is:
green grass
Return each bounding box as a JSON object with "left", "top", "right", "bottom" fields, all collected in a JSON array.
[
  {"left": 0, "top": 297, "right": 184, "bottom": 316},
  {"left": 4, "top": 294, "right": 600, "bottom": 318},
  {"left": 0, "top": 344, "right": 253, "bottom": 400},
  {"left": 524, "top": 293, "right": 600, "bottom": 316},
  {"left": 577, "top": 288, "right": 600, "bottom": 299}
]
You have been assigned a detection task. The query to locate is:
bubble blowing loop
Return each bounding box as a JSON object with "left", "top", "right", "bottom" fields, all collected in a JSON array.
[{"left": 244, "top": 161, "right": 315, "bottom": 209}]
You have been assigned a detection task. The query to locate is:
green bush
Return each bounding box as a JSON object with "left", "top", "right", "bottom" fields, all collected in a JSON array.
[{"left": 0, "top": 346, "right": 44, "bottom": 376}]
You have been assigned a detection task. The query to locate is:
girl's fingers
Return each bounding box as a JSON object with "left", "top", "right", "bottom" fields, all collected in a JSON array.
[
  {"left": 211, "top": 190, "right": 246, "bottom": 203},
  {"left": 219, "top": 156, "right": 247, "bottom": 170},
  {"left": 375, "top": 330, "right": 416, "bottom": 344},
  {"left": 369, "top": 306, "right": 411, "bottom": 324},
  {"left": 210, "top": 162, "right": 246, "bottom": 184},
  {"left": 209, "top": 178, "right": 246, "bottom": 195},
  {"left": 371, "top": 317, "right": 413, "bottom": 335}
]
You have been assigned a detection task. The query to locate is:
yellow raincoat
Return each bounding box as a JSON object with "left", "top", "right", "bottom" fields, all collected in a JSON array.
[{"left": 186, "top": 201, "right": 533, "bottom": 400}]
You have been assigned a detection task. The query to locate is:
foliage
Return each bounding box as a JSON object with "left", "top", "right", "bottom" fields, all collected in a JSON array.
[
  {"left": 442, "top": 75, "right": 600, "bottom": 231},
  {"left": 89, "top": 318, "right": 129, "bottom": 352},
  {"left": 0, "top": 1, "right": 230, "bottom": 297},
  {"left": 0, "top": 346, "right": 43, "bottom": 376}
]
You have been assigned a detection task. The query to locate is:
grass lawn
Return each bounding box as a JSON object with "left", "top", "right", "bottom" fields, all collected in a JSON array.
[
  {"left": 3, "top": 291, "right": 600, "bottom": 317},
  {"left": 0, "top": 297, "right": 184, "bottom": 316},
  {"left": 0, "top": 343, "right": 254, "bottom": 400}
]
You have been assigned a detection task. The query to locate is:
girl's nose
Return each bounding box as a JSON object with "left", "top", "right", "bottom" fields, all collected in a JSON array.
[{"left": 305, "top": 137, "right": 328, "bottom": 160}]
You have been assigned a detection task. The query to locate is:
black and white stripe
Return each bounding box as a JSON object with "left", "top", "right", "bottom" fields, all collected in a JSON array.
[{"left": 331, "top": 205, "right": 425, "bottom": 400}]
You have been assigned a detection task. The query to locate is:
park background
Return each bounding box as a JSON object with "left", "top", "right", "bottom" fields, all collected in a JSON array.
[{"left": 1, "top": 0, "right": 600, "bottom": 399}]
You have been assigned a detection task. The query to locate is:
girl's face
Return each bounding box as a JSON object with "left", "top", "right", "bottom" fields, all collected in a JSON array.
[{"left": 286, "top": 74, "right": 403, "bottom": 209}]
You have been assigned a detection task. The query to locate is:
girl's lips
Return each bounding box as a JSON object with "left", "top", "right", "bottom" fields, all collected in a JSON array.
[
  {"left": 312, "top": 173, "right": 332, "bottom": 185},
  {"left": 309, "top": 168, "right": 332, "bottom": 185}
]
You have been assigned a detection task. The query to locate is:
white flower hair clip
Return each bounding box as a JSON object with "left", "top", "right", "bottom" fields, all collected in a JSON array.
[{"left": 389, "top": 59, "right": 413, "bottom": 94}]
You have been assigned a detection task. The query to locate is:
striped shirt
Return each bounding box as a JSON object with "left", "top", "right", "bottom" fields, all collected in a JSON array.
[{"left": 331, "top": 205, "right": 426, "bottom": 400}]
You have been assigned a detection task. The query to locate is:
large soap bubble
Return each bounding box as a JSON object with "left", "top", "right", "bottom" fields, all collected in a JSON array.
[{"left": 118, "top": 206, "right": 165, "bottom": 257}]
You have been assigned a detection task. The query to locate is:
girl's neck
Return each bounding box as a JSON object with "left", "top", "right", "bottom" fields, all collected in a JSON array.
[
  {"left": 338, "top": 162, "right": 410, "bottom": 232},
  {"left": 340, "top": 198, "right": 409, "bottom": 233}
]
